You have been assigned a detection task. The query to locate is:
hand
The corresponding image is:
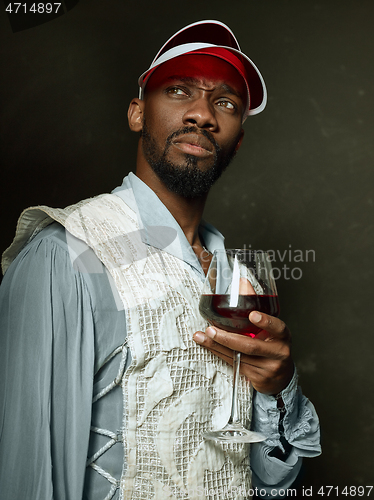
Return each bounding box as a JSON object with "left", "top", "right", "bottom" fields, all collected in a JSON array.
[{"left": 193, "top": 311, "right": 294, "bottom": 395}]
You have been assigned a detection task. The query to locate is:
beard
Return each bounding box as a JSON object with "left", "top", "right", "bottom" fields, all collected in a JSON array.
[{"left": 141, "top": 120, "right": 240, "bottom": 199}]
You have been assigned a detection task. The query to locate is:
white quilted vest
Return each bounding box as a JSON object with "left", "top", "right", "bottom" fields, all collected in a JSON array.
[{"left": 3, "top": 193, "right": 253, "bottom": 500}]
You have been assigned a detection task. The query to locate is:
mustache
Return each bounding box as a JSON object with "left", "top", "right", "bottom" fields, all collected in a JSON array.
[{"left": 165, "top": 126, "right": 220, "bottom": 154}]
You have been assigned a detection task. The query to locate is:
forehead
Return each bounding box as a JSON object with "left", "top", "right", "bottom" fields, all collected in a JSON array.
[{"left": 145, "top": 54, "right": 247, "bottom": 100}]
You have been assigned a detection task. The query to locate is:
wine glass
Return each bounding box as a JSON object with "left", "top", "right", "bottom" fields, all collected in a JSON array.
[{"left": 199, "top": 249, "right": 280, "bottom": 443}]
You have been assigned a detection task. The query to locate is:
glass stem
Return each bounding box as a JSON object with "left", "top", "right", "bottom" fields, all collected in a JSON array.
[{"left": 228, "top": 351, "right": 241, "bottom": 425}]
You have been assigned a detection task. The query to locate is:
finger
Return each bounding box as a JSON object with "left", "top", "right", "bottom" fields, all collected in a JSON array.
[
  {"left": 249, "top": 311, "right": 291, "bottom": 340},
  {"left": 194, "top": 326, "right": 268, "bottom": 359},
  {"left": 193, "top": 330, "right": 233, "bottom": 361},
  {"left": 193, "top": 330, "right": 264, "bottom": 373},
  {"left": 204, "top": 326, "right": 261, "bottom": 354},
  {"left": 202, "top": 325, "right": 291, "bottom": 360},
  {"left": 193, "top": 330, "right": 273, "bottom": 369}
]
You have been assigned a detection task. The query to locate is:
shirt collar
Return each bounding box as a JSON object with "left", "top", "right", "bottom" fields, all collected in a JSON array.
[{"left": 111, "top": 172, "right": 225, "bottom": 278}]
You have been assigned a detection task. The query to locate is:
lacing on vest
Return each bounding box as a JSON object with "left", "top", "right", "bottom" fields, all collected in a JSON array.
[{"left": 86, "top": 341, "right": 129, "bottom": 499}]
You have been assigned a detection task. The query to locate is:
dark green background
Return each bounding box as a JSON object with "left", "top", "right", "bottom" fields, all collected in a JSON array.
[{"left": 1, "top": 0, "right": 373, "bottom": 494}]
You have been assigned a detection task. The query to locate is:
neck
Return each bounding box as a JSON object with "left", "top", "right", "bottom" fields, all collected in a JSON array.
[{"left": 135, "top": 162, "right": 207, "bottom": 248}]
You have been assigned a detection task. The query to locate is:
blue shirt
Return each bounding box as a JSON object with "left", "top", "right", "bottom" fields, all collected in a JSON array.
[{"left": 0, "top": 173, "right": 321, "bottom": 499}]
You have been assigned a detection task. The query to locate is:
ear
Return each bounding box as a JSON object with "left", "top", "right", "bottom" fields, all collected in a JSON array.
[
  {"left": 235, "top": 129, "right": 245, "bottom": 153},
  {"left": 127, "top": 98, "right": 145, "bottom": 132}
]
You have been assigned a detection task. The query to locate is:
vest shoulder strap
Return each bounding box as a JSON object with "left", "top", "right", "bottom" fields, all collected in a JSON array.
[{"left": 1, "top": 193, "right": 133, "bottom": 274}]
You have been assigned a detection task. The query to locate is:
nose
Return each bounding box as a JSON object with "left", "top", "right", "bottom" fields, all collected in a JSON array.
[{"left": 182, "top": 96, "right": 218, "bottom": 131}]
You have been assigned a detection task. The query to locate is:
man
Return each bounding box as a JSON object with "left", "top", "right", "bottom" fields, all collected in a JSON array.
[{"left": 0, "top": 20, "right": 321, "bottom": 499}]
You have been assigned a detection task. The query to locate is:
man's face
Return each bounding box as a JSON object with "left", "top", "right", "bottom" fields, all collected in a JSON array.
[{"left": 139, "top": 55, "right": 246, "bottom": 198}]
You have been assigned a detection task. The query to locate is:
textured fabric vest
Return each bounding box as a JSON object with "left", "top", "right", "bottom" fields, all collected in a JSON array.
[{"left": 3, "top": 193, "right": 253, "bottom": 500}]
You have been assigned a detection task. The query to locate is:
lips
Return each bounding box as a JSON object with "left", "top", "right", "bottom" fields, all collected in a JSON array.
[{"left": 172, "top": 133, "right": 214, "bottom": 158}]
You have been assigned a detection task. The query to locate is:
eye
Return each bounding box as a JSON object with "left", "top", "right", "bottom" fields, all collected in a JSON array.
[
  {"left": 166, "top": 86, "right": 189, "bottom": 97},
  {"left": 217, "top": 99, "right": 236, "bottom": 110}
]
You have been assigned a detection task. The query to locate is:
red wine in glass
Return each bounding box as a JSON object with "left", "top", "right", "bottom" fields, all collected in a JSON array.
[{"left": 199, "top": 294, "right": 280, "bottom": 337}]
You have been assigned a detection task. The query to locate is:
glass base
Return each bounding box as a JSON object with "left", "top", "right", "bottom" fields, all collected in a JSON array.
[{"left": 203, "top": 423, "right": 266, "bottom": 444}]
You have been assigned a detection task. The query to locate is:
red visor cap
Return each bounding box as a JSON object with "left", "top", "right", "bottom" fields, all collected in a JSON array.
[{"left": 138, "top": 20, "right": 267, "bottom": 120}]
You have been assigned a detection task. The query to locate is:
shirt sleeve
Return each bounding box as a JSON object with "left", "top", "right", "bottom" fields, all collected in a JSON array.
[
  {"left": 0, "top": 230, "right": 96, "bottom": 500},
  {"left": 250, "top": 369, "right": 321, "bottom": 496}
]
